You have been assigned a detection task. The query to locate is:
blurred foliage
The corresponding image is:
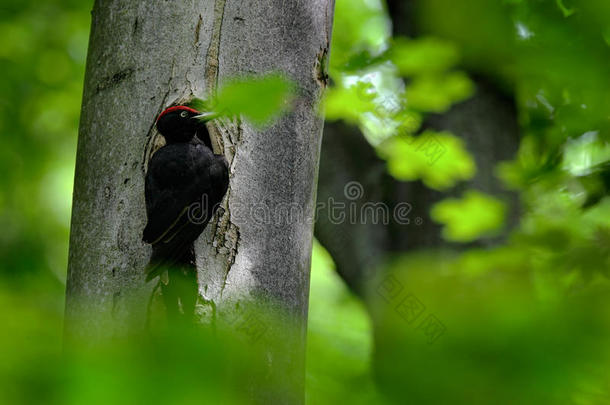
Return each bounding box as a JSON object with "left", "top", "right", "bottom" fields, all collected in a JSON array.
[
  {"left": 378, "top": 130, "right": 476, "bottom": 189},
  {"left": 416, "top": 0, "right": 610, "bottom": 147},
  {"left": 0, "top": 0, "right": 87, "bottom": 290},
  {"left": 306, "top": 241, "right": 386, "bottom": 405},
  {"left": 0, "top": 287, "right": 296, "bottom": 404},
  {"left": 430, "top": 190, "right": 507, "bottom": 242},
  {"left": 325, "top": 0, "right": 475, "bottom": 164},
  {"left": 1, "top": 0, "right": 610, "bottom": 403},
  {"left": 189, "top": 74, "right": 296, "bottom": 127},
  {"left": 368, "top": 255, "right": 610, "bottom": 405},
  {"left": 326, "top": 0, "right": 610, "bottom": 403},
  {"left": 327, "top": 0, "right": 610, "bottom": 261}
]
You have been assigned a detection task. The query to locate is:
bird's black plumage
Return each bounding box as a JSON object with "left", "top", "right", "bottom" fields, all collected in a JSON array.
[{"left": 143, "top": 105, "right": 228, "bottom": 322}]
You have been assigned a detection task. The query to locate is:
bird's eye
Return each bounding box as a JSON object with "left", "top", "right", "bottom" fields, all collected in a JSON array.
[{"left": 180, "top": 111, "right": 188, "bottom": 118}]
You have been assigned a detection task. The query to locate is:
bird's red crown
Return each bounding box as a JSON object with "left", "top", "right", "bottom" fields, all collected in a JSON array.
[{"left": 157, "top": 106, "right": 200, "bottom": 122}]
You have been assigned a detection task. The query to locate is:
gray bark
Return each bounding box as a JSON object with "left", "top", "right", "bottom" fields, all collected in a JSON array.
[{"left": 65, "top": 0, "right": 334, "bottom": 403}]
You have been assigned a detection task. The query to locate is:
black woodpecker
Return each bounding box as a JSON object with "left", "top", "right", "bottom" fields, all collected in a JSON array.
[{"left": 143, "top": 105, "right": 229, "bottom": 322}]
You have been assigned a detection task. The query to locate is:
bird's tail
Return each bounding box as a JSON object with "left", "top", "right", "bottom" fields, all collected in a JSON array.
[{"left": 146, "top": 244, "right": 198, "bottom": 323}]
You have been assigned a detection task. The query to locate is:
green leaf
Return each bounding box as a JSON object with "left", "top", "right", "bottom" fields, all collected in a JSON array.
[
  {"left": 198, "top": 74, "right": 296, "bottom": 126},
  {"left": 406, "top": 72, "right": 475, "bottom": 113},
  {"left": 340, "top": 50, "right": 385, "bottom": 73},
  {"left": 329, "top": 0, "right": 390, "bottom": 75},
  {"left": 324, "top": 82, "right": 377, "bottom": 123},
  {"left": 431, "top": 190, "right": 507, "bottom": 242},
  {"left": 563, "top": 132, "right": 610, "bottom": 176},
  {"left": 389, "top": 37, "right": 460, "bottom": 76},
  {"left": 187, "top": 97, "right": 211, "bottom": 112},
  {"left": 378, "top": 130, "right": 476, "bottom": 190}
]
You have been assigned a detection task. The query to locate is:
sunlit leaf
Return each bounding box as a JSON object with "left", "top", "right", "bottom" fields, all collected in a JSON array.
[
  {"left": 378, "top": 131, "right": 476, "bottom": 189},
  {"left": 324, "top": 82, "right": 377, "bottom": 123},
  {"left": 563, "top": 132, "right": 610, "bottom": 176},
  {"left": 330, "top": 0, "right": 390, "bottom": 74},
  {"left": 406, "top": 72, "right": 475, "bottom": 113},
  {"left": 496, "top": 136, "right": 563, "bottom": 189},
  {"left": 193, "top": 74, "right": 296, "bottom": 126},
  {"left": 389, "top": 37, "right": 460, "bottom": 76},
  {"left": 431, "top": 190, "right": 507, "bottom": 242}
]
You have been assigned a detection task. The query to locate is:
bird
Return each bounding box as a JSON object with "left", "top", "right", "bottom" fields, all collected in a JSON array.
[{"left": 143, "top": 105, "right": 229, "bottom": 323}]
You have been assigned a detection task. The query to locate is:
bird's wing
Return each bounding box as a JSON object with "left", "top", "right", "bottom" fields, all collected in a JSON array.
[
  {"left": 142, "top": 187, "right": 195, "bottom": 245},
  {"left": 142, "top": 145, "right": 213, "bottom": 245},
  {"left": 211, "top": 155, "right": 230, "bottom": 199}
]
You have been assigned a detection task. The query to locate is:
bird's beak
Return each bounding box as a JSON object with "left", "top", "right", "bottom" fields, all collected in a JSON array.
[{"left": 192, "top": 111, "right": 219, "bottom": 121}]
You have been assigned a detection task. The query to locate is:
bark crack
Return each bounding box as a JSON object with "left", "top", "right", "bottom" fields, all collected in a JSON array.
[
  {"left": 95, "top": 67, "right": 135, "bottom": 95},
  {"left": 213, "top": 122, "right": 242, "bottom": 298},
  {"left": 314, "top": 47, "right": 329, "bottom": 88},
  {"left": 194, "top": 14, "right": 203, "bottom": 45},
  {"left": 202, "top": 0, "right": 241, "bottom": 298},
  {"left": 205, "top": 0, "right": 227, "bottom": 155}
]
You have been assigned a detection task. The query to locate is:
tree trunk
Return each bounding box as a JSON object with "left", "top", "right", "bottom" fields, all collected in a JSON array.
[
  {"left": 65, "top": 0, "right": 335, "bottom": 403},
  {"left": 315, "top": 0, "right": 520, "bottom": 294}
]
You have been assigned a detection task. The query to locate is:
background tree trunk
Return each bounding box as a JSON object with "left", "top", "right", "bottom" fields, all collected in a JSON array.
[
  {"left": 65, "top": 0, "right": 335, "bottom": 403},
  {"left": 315, "top": 0, "right": 520, "bottom": 295}
]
